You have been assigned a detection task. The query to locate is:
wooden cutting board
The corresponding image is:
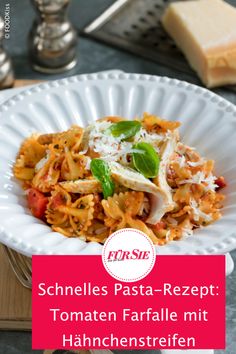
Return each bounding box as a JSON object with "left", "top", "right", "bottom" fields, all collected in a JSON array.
[
  {"left": 13, "top": 79, "right": 42, "bottom": 88},
  {"left": 0, "top": 79, "right": 41, "bottom": 331},
  {"left": 0, "top": 245, "right": 31, "bottom": 330}
]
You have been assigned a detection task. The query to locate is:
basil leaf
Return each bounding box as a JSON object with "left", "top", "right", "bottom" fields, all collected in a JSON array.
[
  {"left": 90, "top": 159, "right": 115, "bottom": 199},
  {"left": 109, "top": 120, "right": 141, "bottom": 140},
  {"left": 132, "top": 142, "right": 160, "bottom": 178}
]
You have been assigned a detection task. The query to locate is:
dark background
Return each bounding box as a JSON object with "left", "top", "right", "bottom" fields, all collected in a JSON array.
[
  {"left": 0, "top": 0, "right": 236, "bottom": 353},
  {"left": 0, "top": 0, "right": 235, "bottom": 105}
]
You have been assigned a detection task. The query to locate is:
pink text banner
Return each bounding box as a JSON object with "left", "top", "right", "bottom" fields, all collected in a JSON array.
[{"left": 32, "top": 255, "right": 225, "bottom": 350}]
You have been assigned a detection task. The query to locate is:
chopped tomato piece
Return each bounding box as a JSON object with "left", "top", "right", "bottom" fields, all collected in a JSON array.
[
  {"left": 50, "top": 193, "right": 65, "bottom": 209},
  {"left": 27, "top": 188, "right": 48, "bottom": 219},
  {"left": 215, "top": 176, "right": 227, "bottom": 190},
  {"left": 154, "top": 221, "right": 166, "bottom": 231}
]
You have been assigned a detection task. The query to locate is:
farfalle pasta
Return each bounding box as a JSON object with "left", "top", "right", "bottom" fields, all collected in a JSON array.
[{"left": 13, "top": 113, "right": 226, "bottom": 245}]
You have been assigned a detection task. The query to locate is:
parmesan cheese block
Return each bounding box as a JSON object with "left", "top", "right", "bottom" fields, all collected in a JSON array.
[{"left": 162, "top": 0, "right": 236, "bottom": 88}]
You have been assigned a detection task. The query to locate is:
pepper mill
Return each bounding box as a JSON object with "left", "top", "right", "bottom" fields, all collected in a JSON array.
[
  {"left": 0, "top": 17, "right": 14, "bottom": 89},
  {"left": 29, "top": 0, "right": 77, "bottom": 73}
]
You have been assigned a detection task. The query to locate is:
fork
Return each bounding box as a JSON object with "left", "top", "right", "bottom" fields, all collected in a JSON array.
[{"left": 3, "top": 245, "right": 32, "bottom": 289}]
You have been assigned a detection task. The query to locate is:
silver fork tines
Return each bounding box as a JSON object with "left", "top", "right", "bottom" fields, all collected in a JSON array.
[{"left": 3, "top": 245, "right": 32, "bottom": 289}]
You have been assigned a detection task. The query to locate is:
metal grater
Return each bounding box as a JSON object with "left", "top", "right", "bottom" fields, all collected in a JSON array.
[{"left": 83, "top": 0, "right": 195, "bottom": 77}]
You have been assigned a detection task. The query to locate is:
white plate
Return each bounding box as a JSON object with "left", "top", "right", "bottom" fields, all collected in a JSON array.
[
  {"left": 0, "top": 86, "right": 32, "bottom": 107},
  {"left": 0, "top": 72, "right": 236, "bottom": 256}
]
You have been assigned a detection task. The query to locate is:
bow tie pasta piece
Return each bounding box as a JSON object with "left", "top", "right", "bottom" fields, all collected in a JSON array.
[
  {"left": 60, "top": 179, "right": 102, "bottom": 194},
  {"left": 101, "top": 191, "right": 158, "bottom": 243},
  {"left": 46, "top": 186, "right": 94, "bottom": 237},
  {"left": 13, "top": 134, "right": 47, "bottom": 181},
  {"left": 13, "top": 113, "right": 226, "bottom": 245},
  {"left": 61, "top": 152, "right": 90, "bottom": 181},
  {"left": 32, "top": 148, "right": 62, "bottom": 193}
]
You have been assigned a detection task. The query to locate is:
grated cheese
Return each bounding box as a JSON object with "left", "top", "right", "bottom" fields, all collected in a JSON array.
[
  {"left": 88, "top": 121, "right": 135, "bottom": 164},
  {"left": 203, "top": 173, "right": 218, "bottom": 191},
  {"left": 166, "top": 229, "right": 171, "bottom": 241},
  {"left": 87, "top": 121, "right": 168, "bottom": 165},
  {"left": 178, "top": 155, "right": 186, "bottom": 168},
  {"left": 179, "top": 171, "right": 217, "bottom": 191},
  {"left": 35, "top": 151, "right": 50, "bottom": 172},
  {"left": 176, "top": 142, "right": 196, "bottom": 155},
  {"left": 84, "top": 156, "right": 91, "bottom": 170},
  {"left": 79, "top": 149, "right": 88, "bottom": 155},
  {"left": 190, "top": 199, "right": 213, "bottom": 222},
  {"left": 134, "top": 128, "right": 166, "bottom": 152},
  {"left": 179, "top": 171, "right": 206, "bottom": 185},
  {"left": 187, "top": 160, "right": 205, "bottom": 167}
]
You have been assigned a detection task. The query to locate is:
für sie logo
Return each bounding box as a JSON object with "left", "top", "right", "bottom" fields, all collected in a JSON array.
[
  {"left": 102, "top": 228, "right": 156, "bottom": 282},
  {"left": 107, "top": 249, "right": 151, "bottom": 261}
]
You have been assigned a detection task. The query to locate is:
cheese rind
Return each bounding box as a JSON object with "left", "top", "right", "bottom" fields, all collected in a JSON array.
[{"left": 162, "top": 0, "right": 236, "bottom": 87}]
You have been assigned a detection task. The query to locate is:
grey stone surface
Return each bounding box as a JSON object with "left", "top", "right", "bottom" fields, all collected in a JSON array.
[{"left": 0, "top": 0, "right": 235, "bottom": 353}]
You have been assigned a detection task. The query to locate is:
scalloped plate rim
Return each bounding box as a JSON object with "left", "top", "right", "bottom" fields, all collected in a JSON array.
[{"left": 0, "top": 72, "right": 236, "bottom": 256}]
